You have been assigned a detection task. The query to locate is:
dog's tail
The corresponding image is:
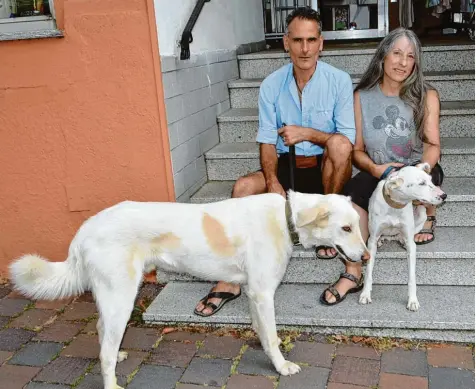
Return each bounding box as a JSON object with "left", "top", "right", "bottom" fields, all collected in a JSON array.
[{"left": 9, "top": 251, "right": 86, "bottom": 301}]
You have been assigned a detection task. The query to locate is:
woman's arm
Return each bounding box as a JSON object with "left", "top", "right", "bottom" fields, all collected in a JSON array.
[{"left": 420, "top": 89, "right": 441, "bottom": 169}]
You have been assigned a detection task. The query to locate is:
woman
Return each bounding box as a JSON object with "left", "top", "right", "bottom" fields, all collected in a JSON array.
[{"left": 320, "top": 28, "right": 443, "bottom": 305}]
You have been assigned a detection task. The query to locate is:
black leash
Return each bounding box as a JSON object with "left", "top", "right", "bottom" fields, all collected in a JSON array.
[{"left": 282, "top": 123, "right": 296, "bottom": 190}]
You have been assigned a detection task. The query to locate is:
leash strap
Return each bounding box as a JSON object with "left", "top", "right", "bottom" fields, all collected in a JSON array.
[
  {"left": 282, "top": 123, "right": 296, "bottom": 190},
  {"left": 380, "top": 166, "right": 397, "bottom": 180}
]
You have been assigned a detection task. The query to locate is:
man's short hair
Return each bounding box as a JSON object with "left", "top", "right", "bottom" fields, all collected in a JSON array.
[{"left": 285, "top": 7, "right": 322, "bottom": 34}]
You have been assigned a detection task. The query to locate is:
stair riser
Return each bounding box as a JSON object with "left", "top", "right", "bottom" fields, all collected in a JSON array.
[
  {"left": 230, "top": 79, "right": 475, "bottom": 108},
  {"left": 157, "top": 257, "right": 474, "bottom": 286},
  {"left": 206, "top": 154, "right": 475, "bottom": 181},
  {"left": 239, "top": 51, "right": 476, "bottom": 79},
  {"left": 219, "top": 115, "right": 475, "bottom": 143}
]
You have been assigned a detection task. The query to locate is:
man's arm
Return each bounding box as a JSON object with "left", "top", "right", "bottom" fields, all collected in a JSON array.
[
  {"left": 333, "top": 73, "right": 356, "bottom": 144},
  {"left": 260, "top": 144, "right": 285, "bottom": 196},
  {"left": 278, "top": 125, "right": 332, "bottom": 146}
]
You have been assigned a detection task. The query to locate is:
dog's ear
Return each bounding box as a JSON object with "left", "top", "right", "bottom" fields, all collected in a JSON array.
[
  {"left": 296, "top": 205, "right": 330, "bottom": 228},
  {"left": 387, "top": 175, "right": 404, "bottom": 190},
  {"left": 416, "top": 162, "right": 431, "bottom": 174}
]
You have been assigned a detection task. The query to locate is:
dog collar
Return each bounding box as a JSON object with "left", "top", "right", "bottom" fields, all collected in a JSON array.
[
  {"left": 382, "top": 182, "right": 407, "bottom": 209},
  {"left": 285, "top": 200, "right": 300, "bottom": 245}
]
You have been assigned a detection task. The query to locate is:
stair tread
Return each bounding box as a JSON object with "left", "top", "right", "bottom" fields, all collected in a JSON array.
[
  {"left": 218, "top": 102, "right": 475, "bottom": 121},
  {"left": 206, "top": 138, "right": 475, "bottom": 158},
  {"left": 144, "top": 282, "right": 474, "bottom": 331},
  {"left": 192, "top": 178, "right": 474, "bottom": 204},
  {"left": 229, "top": 72, "right": 476, "bottom": 88}
]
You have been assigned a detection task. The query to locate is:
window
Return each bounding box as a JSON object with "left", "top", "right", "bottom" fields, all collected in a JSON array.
[{"left": 0, "top": 0, "right": 58, "bottom": 36}]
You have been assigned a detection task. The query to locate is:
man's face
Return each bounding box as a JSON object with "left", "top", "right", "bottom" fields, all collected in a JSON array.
[{"left": 283, "top": 18, "right": 323, "bottom": 72}]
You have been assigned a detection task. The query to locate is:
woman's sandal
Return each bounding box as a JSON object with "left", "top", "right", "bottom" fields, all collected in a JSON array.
[
  {"left": 415, "top": 215, "right": 436, "bottom": 245},
  {"left": 319, "top": 272, "right": 364, "bottom": 306},
  {"left": 316, "top": 245, "right": 338, "bottom": 260},
  {"left": 193, "top": 289, "right": 242, "bottom": 317}
]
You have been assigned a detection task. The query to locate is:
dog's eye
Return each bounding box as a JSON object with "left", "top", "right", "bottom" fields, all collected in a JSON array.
[{"left": 342, "top": 226, "right": 352, "bottom": 233}]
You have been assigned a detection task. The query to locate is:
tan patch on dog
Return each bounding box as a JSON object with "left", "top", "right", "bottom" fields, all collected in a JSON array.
[
  {"left": 202, "top": 213, "right": 239, "bottom": 257},
  {"left": 150, "top": 232, "right": 181, "bottom": 252},
  {"left": 127, "top": 246, "right": 138, "bottom": 280},
  {"left": 296, "top": 205, "right": 330, "bottom": 229},
  {"left": 267, "top": 209, "right": 285, "bottom": 263}
]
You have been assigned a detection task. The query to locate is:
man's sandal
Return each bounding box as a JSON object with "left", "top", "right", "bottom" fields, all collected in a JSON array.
[
  {"left": 415, "top": 216, "right": 436, "bottom": 245},
  {"left": 316, "top": 245, "right": 338, "bottom": 260},
  {"left": 319, "top": 272, "right": 364, "bottom": 306},
  {"left": 193, "top": 289, "right": 241, "bottom": 317}
]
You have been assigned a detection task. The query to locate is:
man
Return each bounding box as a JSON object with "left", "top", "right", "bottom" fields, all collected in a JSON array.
[{"left": 194, "top": 7, "right": 355, "bottom": 317}]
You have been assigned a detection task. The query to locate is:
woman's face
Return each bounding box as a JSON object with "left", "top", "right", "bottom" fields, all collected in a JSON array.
[{"left": 383, "top": 36, "right": 416, "bottom": 84}]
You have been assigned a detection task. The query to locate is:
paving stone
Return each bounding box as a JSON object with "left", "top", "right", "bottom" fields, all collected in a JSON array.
[
  {"left": 278, "top": 366, "right": 330, "bottom": 389},
  {"left": 429, "top": 367, "right": 475, "bottom": 389},
  {"left": 287, "top": 341, "right": 335, "bottom": 368},
  {"left": 81, "top": 318, "right": 98, "bottom": 334},
  {"left": 327, "top": 383, "right": 369, "bottom": 389},
  {"left": 236, "top": 347, "right": 278, "bottom": 376},
  {"left": 120, "top": 327, "right": 160, "bottom": 350},
  {"left": 75, "top": 292, "right": 95, "bottom": 303},
  {"left": 61, "top": 333, "right": 99, "bottom": 358},
  {"left": 128, "top": 364, "right": 183, "bottom": 389},
  {"left": 0, "top": 350, "right": 13, "bottom": 364},
  {"left": 0, "top": 316, "right": 10, "bottom": 328},
  {"left": 149, "top": 340, "right": 196, "bottom": 367},
  {"left": 35, "top": 298, "right": 73, "bottom": 311},
  {"left": 137, "top": 283, "right": 163, "bottom": 301},
  {"left": 61, "top": 302, "right": 97, "bottom": 321},
  {"left": 7, "top": 290, "right": 27, "bottom": 299},
  {"left": 8, "top": 342, "right": 63, "bottom": 366},
  {"left": 25, "top": 383, "right": 70, "bottom": 389},
  {"left": 379, "top": 372, "right": 428, "bottom": 389},
  {"left": 226, "top": 374, "right": 275, "bottom": 389},
  {"left": 0, "top": 364, "right": 41, "bottom": 389},
  {"left": 75, "top": 373, "right": 126, "bottom": 389},
  {"left": 0, "top": 298, "right": 31, "bottom": 317},
  {"left": 329, "top": 356, "right": 380, "bottom": 387},
  {"left": 163, "top": 331, "right": 206, "bottom": 343},
  {"left": 34, "top": 357, "right": 91, "bottom": 384},
  {"left": 0, "top": 328, "right": 36, "bottom": 351},
  {"left": 381, "top": 348, "right": 428, "bottom": 377},
  {"left": 91, "top": 350, "right": 148, "bottom": 376},
  {"left": 176, "top": 384, "right": 220, "bottom": 389},
  {"left": 336, "top": 344, "right": 381, "bottom": 360},
  {"left": 197, "top": 335, "right": 244, "bottom": 359},
  {"left": 34, "top": 321, "right": 83, "bottom": 342},
  {"left": 427, "top": 345, "right": 474, "bottom": 370},
  {"left": 9, "top": 309, "right": 55, "bottom": 329},
  {"left": 181, "top": 357, "right": 232, "bottom": 386},
  {"left": 0, "top": 285, "right": 12, "bottom": 299}
]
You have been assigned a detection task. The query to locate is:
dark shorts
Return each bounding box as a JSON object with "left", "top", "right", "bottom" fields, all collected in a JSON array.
[
  {"left": 276, "top": 154, "right": 324, "bottom": 194},
  {"left": 342, "top": 163, "right": 444, "bottom": 212}
]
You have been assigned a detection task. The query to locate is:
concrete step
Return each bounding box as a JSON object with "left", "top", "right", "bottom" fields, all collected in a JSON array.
[
  {"left": 218, "top": 102, "right": 475, "bottom": 142},
  {"left": 143, "top": 282, "right": 475, "bottom": 342},
  {"left": 238, "top": 45, "right": 475, "bottom": 79},
  {"left": 205, "top": 138, "right": 475, "bottom": 181},
  {"left": 229, "top": 72, "right": 475, "bottom": 108},
  {"left": 190, "top": 177, "right": 474, "bottom": 226},
  {"left": 157, "top": 226, "right": 474, "bottom": 286}
]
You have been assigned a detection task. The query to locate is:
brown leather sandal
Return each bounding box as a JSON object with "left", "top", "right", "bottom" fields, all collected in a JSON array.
[
  {"left": 319, "top": 272, "right": 364, "bottom": 306},
  {"left": 415, "top": 216, "right": 436, "bottom": 245}
]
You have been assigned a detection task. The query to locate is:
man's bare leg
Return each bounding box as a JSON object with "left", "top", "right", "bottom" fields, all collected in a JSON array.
[
  {"left": 317, "top": 134, "right": 352, "bottom": 258},
  {"left": 195, "top": 171, "right": 267, "bottom": 316}
]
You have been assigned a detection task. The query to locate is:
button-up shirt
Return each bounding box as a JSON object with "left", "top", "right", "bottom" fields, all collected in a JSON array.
[{"left": 256, "top": 61, "right": 356, "bottom": 156}]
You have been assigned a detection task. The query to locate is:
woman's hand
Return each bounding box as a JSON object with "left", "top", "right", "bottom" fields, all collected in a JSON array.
[{"left": 371, "top": 162, "right": 405, "bottom": 179}]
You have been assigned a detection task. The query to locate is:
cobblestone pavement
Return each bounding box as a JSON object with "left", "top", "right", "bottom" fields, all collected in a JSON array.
[{"left": 0, "top": 282, "right": 474, "bottom": 389}]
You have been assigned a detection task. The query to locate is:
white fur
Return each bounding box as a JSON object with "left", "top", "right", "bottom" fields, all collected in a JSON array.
[
  {"left": 10, "top": 191, "right": 367, "bottom": 389},
  {"left": 359, "top": 164, "right": 446, "bottom": 311}
]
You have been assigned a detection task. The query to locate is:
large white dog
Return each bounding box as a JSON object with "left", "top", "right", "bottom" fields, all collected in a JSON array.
[
  {"left": 10, "top": 191, "right": 368, "bottom": 389},
  {"left": 359, "top": 164, "right": 446, "bottom": 311}
]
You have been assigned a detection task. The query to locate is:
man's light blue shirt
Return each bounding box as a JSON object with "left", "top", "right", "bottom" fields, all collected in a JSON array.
[{"left": 256, "top": 61, "right": 356, "bottom": 156}]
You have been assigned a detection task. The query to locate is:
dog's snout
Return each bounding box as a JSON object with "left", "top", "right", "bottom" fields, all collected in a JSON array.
[{"left": 440, "top": 193, "right": 447, "bottom": 201}]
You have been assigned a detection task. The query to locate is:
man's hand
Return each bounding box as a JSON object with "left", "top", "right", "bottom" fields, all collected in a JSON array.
[
  {"left": 267, "top": 177, "right": 286, "bottom": 198},
  {"left": 278, "top": 125, "right": 310, "bottom": 146},
  {"left": 371, "top": 162, "right": 405, "bottom": 179}
]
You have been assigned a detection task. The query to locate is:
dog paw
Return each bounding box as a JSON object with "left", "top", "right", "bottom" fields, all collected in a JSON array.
[
  {"left": 277, "top": 360, "right": 301, "bottom": 376},
  {"left": 407, "top": 299, "right": 420, "bottom": 311},
  {"left": 117, "top": 351, "right": 128, "bottom": 362},
  {"left": 359, "top": 292, "right": 372, "bottom": 305}
]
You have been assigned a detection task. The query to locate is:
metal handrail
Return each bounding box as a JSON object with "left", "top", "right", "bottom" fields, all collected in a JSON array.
[{"left": 180, "top": 0, "right": 211, "bottom": 60}]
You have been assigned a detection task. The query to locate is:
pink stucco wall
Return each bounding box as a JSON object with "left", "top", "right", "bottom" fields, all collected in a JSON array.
[{"left": 0, "top": 0, "right": 174, "bottom": 277}]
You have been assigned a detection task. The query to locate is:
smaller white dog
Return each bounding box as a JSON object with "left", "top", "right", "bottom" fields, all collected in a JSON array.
[{"left": 359, "top": 163, "right": 446, "bottom": 311}]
